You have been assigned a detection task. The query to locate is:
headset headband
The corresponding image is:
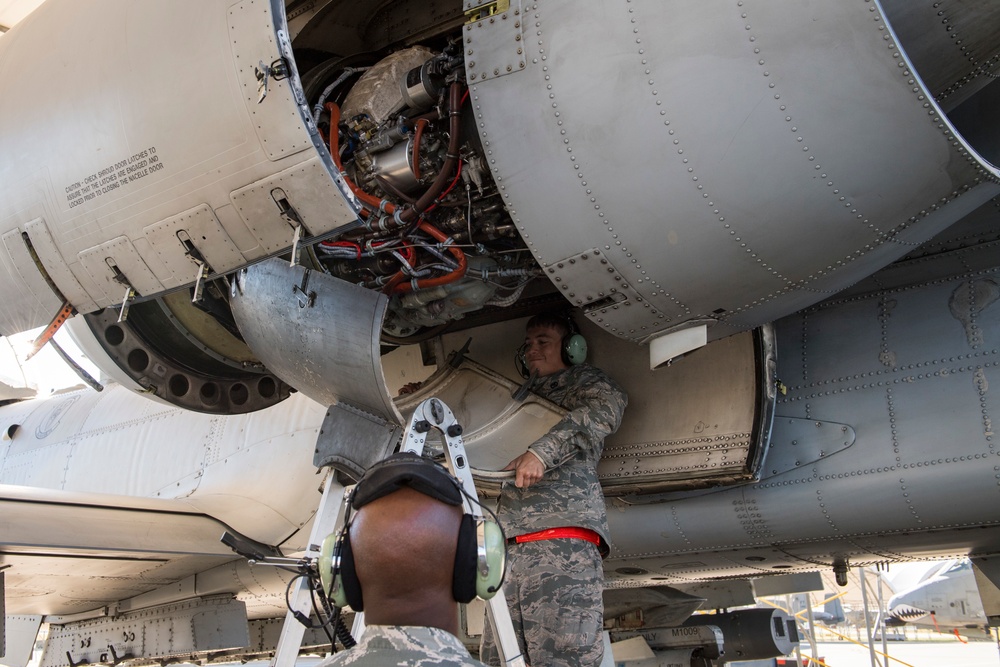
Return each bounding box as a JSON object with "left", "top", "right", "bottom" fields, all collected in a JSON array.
[{"left": 351, "top": 452, "right": 463, "bottom": 510}]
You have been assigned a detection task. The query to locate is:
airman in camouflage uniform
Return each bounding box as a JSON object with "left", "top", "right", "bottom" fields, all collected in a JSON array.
[
  {"left": 481, "top": 314, "right": 628, "bottom": 667},
  {"left": 317, "top": 455, "right": 489, "bottom": 667},
  {"left": 320, "top": 624, "right": 486, "bottom": 666}
]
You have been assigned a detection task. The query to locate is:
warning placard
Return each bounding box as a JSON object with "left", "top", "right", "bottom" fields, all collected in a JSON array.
[{"left": 65, "top": 146, "right": 165, "bottom": 209}]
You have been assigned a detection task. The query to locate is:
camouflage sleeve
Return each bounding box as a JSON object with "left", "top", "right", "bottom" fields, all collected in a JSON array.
[{"left": 527, "top": 375, "right": 627, "bottom": 469}]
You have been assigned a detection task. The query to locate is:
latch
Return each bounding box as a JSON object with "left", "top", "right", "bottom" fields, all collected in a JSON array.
[
  {"left": 272, "top": 188, "right": 305, "bottom": 267},
  {"left": 255, "top": 57, "right": 290, "bottom": 103},
  {"left": 464, "top": 0, "right": 511, "bottom": 23},
  {"left": 176, "top": 231, "right": 212, "bottom": 304},
  {"left": 293, "top": 270, "right": 316, "bottom": 309},
  {"left": 106, "top": 259, "right": 137, "bottom": 322}
]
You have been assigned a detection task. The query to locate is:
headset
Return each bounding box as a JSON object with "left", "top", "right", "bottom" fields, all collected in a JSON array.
[
  {"left": 319, "top": 452, "right": 505, "bottom": 610},
  {"left": 516, "top": 312, "right": 588, "bottom": 378}
]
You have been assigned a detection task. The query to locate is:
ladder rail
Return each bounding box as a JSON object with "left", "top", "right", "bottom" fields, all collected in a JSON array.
[
  {"left": 271, "top": 475, "right": 347, "bottom": 667},
  {"left": 400, "top": 398, "right": 526, "bottom": 667}
]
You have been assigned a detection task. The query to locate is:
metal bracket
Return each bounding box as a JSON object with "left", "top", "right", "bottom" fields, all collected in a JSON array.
[
  {"left": 289, "top": 223, "right": 303, "bottom": 268},
  {"left": 117, "top": 286, "right": 136, "bottom": 323},
  {"left": 271, "top": 189, "right": 305, "bottom": 267},
  {"left": 177, "top": 232, "right": 213, "bottom": 303},
  {"left": 256, "top": 58, "right": 289, "bottom": 104},
  {"left": 192, "top": 261, "right": 210, "bottom": 303},
  {"left": 464, "top": 0, "right": 511, "bottom": 23},
  {"left": 463, "top": 0, "right": 524, "bottom": 83},
  {"left": 763, "top": 417, "right": 856, "bottom": 478},
  {"left": 292, "top": 270, "right": 316, "bottom": 309}
]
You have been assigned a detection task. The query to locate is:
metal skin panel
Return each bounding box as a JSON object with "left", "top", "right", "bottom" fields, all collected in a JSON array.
[
  {"left": 40, "top": 596, "right": 250, "bottom": 667},
  {"left": 0, "top": 0, "right": 358, "bottom": 330},
  {"left": 0, "top": 229, "right": 60, "bottom": 335},
  {"left": 761, "top": 418, "right": 856, "bottom": 479},
  {"left": 230, "top": 157, "right": 356, "bottom": 251},
  {"left": 229, "top": 258, "right": 400, "bottom": 422},
  {"left": 23, "top": 219, "right": 98, "bottom": 314},
  {"left": 601, "top": 217, "right": 1000, "bottom": 585},
  {"left": 313, "top": 402, "right": 401, "bottom": 479},
  {"left": 597, "top": 331, "right": 763, "bottom": 491},
  {"left": 77, "top": 236, "right": 165, "bottom": 300},
  {"left": 229, "top": 0, "right": 313, "bottom": 161},
  {"left": 879, "top": 0, "right": 1000, "bottom": 112},
  {"left": 143, "top": 204, "right": 247, "bottom": 288},
  {"left": 465, "top": 0, "right": 526, "bottom": 83},
  {"left": 0, "top": 614, "right": 42, "bottom": 667},
  {"left": 468, "top": 0, "right": 1000, "bottom": 345}
]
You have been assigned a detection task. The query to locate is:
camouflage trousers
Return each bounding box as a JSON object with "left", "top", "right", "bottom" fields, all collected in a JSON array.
[{"left": 480, "top": 539, "right": 604, "bottom": 667}]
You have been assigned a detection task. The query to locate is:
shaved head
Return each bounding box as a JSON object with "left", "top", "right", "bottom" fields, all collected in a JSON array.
[{"left": 349, "top": 486, "right": 464, "bottom": 633}]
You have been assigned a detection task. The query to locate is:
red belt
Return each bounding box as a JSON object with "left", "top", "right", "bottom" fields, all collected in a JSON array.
[{"left": 507, "top": 526, "right": 601, "bottom": 547}]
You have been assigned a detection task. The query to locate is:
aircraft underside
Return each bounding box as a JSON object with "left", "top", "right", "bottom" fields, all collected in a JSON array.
[{"left": 1, "top": 0, "right": 1000, "bottom": 665}]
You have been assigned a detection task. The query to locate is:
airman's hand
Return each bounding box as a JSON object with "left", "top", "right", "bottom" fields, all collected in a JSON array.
[{"left": 503, "top": 451, "right": 545, "bottom": 488}]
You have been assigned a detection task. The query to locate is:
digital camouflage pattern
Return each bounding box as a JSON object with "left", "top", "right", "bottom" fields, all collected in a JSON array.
[
  {"left": 482, "top": 362, "right": 626, "bottom": 666},
  {"left": 498, "top": 363, "right": 628, "bottom": 551},
  {"left": 318, "top": 625, "right": 487, "bottom": 666},
  {"left": 480, "top": 540, "right": 604, "bottom": 667}
]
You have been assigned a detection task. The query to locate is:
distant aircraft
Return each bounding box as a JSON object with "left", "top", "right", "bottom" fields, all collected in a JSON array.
[
  {"left": 1, "top": 1, "right": 1000, "bottom": 666},
  {"left": 783, "top": 592, "right": 846, "bottom": 630},
  {"left": 887, "top": 560, "right": 994, "bottom": 639}
]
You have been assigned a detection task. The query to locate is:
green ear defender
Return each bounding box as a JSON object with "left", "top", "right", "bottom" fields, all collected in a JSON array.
[
  {"left": 562, "top": 332, "right": 587, "bottom": 365},
  {"left": 319, "top": 531, "right": 350, "bottom": 609},
  {"left": 476, "top": 519, "right": 506, "bottom": 598}
]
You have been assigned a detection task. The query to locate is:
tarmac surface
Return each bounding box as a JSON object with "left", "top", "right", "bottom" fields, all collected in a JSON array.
[{"left": 799, "top": 641, "right": 1000, "bottom": 667}]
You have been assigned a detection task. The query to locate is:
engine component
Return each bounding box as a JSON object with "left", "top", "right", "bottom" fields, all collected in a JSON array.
[
  {"left": 384, "top": 255, "right": 500, "bottom": 334},
  {"left": 304, "top": 41, "right": 536, "bottom": 341},
  {"left": 400, "top": 58, "right": 446, "bottom": 111},
  {"left": 83, "top": 289, "right": 292, "bottom": 414},
  {"left": 341, "top": 47, "right": 435, "bottom": 124},
  {"left": 369, "top": 136, "right": 421, "bottom": 194}
]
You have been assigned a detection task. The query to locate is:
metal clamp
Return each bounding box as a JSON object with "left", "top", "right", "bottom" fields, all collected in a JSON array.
[{"left": 256, "top": 57, "right": 289, "bottom": 103}]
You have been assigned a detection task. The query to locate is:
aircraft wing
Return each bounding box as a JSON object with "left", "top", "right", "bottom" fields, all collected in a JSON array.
[{"left": 0, "top": 484, "right": 247, "bottom": 617}]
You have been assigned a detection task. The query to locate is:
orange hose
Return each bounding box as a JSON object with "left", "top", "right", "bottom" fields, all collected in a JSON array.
[
  {"left": 325, "top": 102, "right": 396, "bottom": 214},
  {"left": 324, "top": 85, "right": 467, "bottom": 294},
  {"left": 390, "top": 221, "right": 467, "bottom": 294},
  {"left": 412, "top": 118, "right": 428, "bottom": 181}
]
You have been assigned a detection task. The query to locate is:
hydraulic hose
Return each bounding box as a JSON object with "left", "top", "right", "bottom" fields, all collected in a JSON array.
[
  {"left": 411, "top": 118, "right": 429, "bottom": 181},
  {"left": 391, "top": 221, "right": 468, "bottom": 294},
  {"left": 326, "top": 82, "right": 467, "bottom": 293}
]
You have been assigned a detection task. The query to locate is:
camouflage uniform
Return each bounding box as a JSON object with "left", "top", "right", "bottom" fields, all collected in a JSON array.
[
  {"left": 481, "top": 363, "right": 627, "bottom": 667},
  {"left": 318, "top": 624, "right": 487, "bottom": 666}
]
